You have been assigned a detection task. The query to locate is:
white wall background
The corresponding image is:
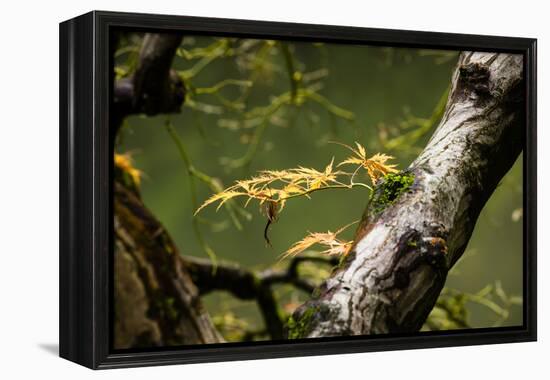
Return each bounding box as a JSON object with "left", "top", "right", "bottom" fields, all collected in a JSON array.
[{"left": 0, "top": 0, "right": 547, "bottom": 377}]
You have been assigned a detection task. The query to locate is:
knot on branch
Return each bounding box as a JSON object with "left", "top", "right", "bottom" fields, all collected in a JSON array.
[
  {"left": 374, "top": 227, "right": 449, "bottom": 292},
  {"left": 456, "top": 61, "right": 492, "bottom": 103},
  {"left": 453, "top": 54, "right": 524, "bottom": 111},
  {"left": 460, "top": 62, "right": 491, "bottom": 91}
]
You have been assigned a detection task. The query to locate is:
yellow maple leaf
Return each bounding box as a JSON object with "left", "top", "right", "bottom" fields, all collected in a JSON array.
[
  {"left": 334, "top": 141, "right": 398, "bottom": 183},
  {"left": 293, "top": 158, "right": 345, "bottom": 190},
  {"left": 114, "top": 152, "right": 142, "bottom": 186},
  {"left": 280, "top": 221, "right": 357, "bottom": 260},
  {"left": 194, "top": 190, "right": 247, "bottom": 215}
]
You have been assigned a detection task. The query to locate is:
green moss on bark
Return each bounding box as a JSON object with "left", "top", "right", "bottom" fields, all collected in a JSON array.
[
  {"left": 286, "top": 307, "right": 317, "bottom": 339},
  {"left": 369, "top": 172, "right": 415, "bottom": 216}
]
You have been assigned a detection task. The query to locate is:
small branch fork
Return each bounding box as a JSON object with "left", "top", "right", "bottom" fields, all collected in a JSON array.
[
  {"left": 183, "top": 254, "right": 338, "bottom": 339},
  {"left": 113, "top": 33, "right": 185, "bottom": 131}
]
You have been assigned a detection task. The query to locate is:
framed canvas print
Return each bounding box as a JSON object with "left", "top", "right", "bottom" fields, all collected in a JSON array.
[{"left": 59, "top": 11, "right": 537, "bottom": 369}]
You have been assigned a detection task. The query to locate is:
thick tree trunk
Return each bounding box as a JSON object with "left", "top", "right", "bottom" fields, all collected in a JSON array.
[
  {"left": 290, "top": 52, "right": 524, "bottom": 338},
  {"left": 112, "top": 33, "right": 220, "bottom": 349},
  {"left": 114, "top": 181, "right": 223, "bottom": 348}
]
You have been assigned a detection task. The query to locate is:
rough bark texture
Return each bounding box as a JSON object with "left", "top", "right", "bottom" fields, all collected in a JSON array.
[
  {"left": 291, "top": 52, "right": 524, "bottom": 338},
  {"left": 114, "top": 181, "right": 223, "bottom": 348},
  {"left": 112, "top": 33, "right": 223, "bottom": 348}
]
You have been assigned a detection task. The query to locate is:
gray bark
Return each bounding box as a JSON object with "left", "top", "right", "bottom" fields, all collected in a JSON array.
[{"left": 291, "top": 52, "right": 524, "bottom": 338}]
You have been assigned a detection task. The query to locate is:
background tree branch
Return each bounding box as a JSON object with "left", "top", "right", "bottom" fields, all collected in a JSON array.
[
  {"left": 185, "top": 255, "right": 337, "bottom": 340},
  {"left": 113, "top": 33, "right": 185, "bottom": 131},
  {"left": 290, "top": 52, "right": 524, "bottom": 338}
]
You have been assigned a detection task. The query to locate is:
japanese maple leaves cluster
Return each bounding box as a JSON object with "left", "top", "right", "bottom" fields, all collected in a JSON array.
[{"left": 196, "top": 142, "right": 399, "bottom": 259}]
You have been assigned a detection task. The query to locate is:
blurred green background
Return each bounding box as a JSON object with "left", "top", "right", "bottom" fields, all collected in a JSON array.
[{"left": 116, "top": 35, "right": 523, "bottom": 337}]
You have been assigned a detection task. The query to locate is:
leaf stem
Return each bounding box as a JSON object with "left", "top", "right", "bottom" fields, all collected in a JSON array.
[{"left": 279, "top": 182, "right": 371, "bottom": 201}]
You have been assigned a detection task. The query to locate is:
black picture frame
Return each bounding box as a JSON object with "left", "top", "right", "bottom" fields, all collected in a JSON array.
[{"left": 59, "top": 10, "right": 537, "bottom": 369}]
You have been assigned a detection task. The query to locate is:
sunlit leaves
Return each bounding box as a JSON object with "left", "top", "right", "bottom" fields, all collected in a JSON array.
[
  {"left": 196, "top": 142, "right": 399, "bottom": 229},
  {"left": 334, "top": 141, "right": 398, "bottom": 184},
  {"left": 114, "top": 153, "right": 142, "bottom": 187},
  {"left": 280, "top": 221, "right": 357, "bottom": 261},
  {"left": 195, "top": 158, "right": 348, "bottom": 216},
  {"left": 196, "top": 190, "right": 247, "bottom": 214},
  {"left": 195, "top": 141, "right": 398, "bottom": 253}
]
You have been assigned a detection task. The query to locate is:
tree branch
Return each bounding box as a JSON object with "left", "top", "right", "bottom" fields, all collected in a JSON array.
[
  {"left": 113, "top": 181, "right": 223, "bottom": 348},
  {"left": 184, "top": 254, "right": 337, "bottom": 339},
  {"left": 113, "top": 33, "right": 185, "bottom": 131},
  {"left": 291, "top": 52, "right": 524, "bottom": 338}
]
